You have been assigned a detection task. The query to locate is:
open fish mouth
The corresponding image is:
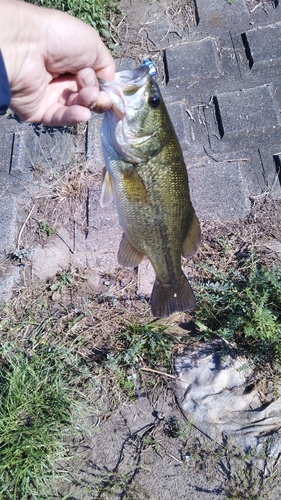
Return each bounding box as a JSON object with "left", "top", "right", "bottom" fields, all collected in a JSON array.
[
  {"left": 99, "top": 66, "right": 151, "bottom": 120},
  {"left": 98, "top": 66, "right": 150, "bottom": 94}
]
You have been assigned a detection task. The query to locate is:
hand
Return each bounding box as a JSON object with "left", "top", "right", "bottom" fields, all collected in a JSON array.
[{"left": 0, "top": 0, "right": 115, "bottom": 125}]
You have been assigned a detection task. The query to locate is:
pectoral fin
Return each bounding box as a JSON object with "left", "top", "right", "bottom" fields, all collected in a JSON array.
[
  {"left": 118, "top": 233, "right": 145, "bottom": 267},
  {"left": 122, "top": 169, "right": 148, "bottom": 204},
  {"left": 100, "top": 168, "right": 114, "bottom": 208},
  {"left": 182, "top": 210, "right": 201, "bottom": 259}
]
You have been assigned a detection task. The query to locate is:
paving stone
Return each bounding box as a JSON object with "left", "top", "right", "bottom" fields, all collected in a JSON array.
[
  {"left": 208, "top": 85, "right": 281, "bottom": 151},
  {"left": 138, "top": 259, "right": 155, "bottom": 297},
  {"left": 165, "top": 38, "right": 222, "bottom": 84},
  {"left": 248, "top": 1, "right": 281, "bottom": 25},
  {"left": 0, "top": 266, "right": 20, "bottom": 304},
  {"left": 195, "top": 0, "right": 250, "bottom": 31},
  {"left": 0, "top": 197, "right": 18, "bottom": 255},
  {"left": 166, "top": 101, "right": 205, "bottom": 158},
  {"left": 242, "top": 22, "right": 281, "bottom": 69},
  {"left": 0, "top": 132, "right": 14, "bottom": 179},
  {"left": 0, "top": 114, "right": 27, "bottom": 138},
  {"left": 241, "top": 149, "right": 270, "bottom": 197},
  {"left": 86, "top": 114, "right": 104, "bottom": 173},
  {"left": 188, "top": 161, "right": 251, "bottom": 220},
  {"left": 0, "top": 127, "right": 37, "bottom": 199},
  {"left": 9, "top": 129, "right": 35, "bottom": 182},
  {"left": 258, "top": 146, "right": 281, "bottom": 200},
  {"left": 85, "top": 115, "right": 122, "bottom": 272},
  {"left": 31, "top": 227, "right": 76, "bottom": 280}
]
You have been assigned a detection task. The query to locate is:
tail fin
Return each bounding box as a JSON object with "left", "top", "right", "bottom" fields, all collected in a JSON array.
[{"left": 150, "top": 273, "right": 195, "bottom": 318}]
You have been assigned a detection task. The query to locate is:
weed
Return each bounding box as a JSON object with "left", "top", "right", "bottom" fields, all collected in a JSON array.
[
  {"left": 37, "top": 220, "right": 56, "bottom": 238},
  {"left": 224, "top": 462, "right": 263, "bottom": 499},
  {"left": 194, "top": 252, "right": 281, "bottom": 365},
  {"left": 25, "top": 0, "right": 121, "bottom": 38},
  {"left": 90, "top": 470, "right": 149, "bottom": 499},
  {"left": 103, "top": 322, "right": 175, "bottom": 397},
  {"left": 163, "top": 416, "right": 182, "bottom": 438},
  {"left": 49, "top": 266, "right": 88, "bottom": 300},
  {"left": 9, "top": 246, "right": 35, "bottom": 263}
]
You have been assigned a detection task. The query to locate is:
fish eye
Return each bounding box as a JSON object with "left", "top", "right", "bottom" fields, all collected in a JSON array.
[{"left": 148, "top": 94, "right": 161, "bottom": 109}]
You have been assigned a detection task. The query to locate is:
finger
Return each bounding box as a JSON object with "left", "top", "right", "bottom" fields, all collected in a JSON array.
[
  {"left": 65, "top": 86, "right": 100, "bottom": 108},
  {"left": 41, "top": 102, "right": 92, "bottom": 126},
  {"left": 76, "top": 68, "right": 97, "bottom": 91},
  {"left": 90, "top": 92, "right": 113, "bottom": 113}
]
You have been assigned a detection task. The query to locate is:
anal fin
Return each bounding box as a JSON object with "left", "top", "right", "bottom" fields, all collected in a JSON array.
[{"left": 118, "top": 233, "right": 145, "bottom": 267}]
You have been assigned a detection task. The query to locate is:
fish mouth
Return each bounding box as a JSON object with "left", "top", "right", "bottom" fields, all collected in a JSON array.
[
  {"left": 98, "top": 66, "right": 151, "bottom": 119},
  {"left": 98, "top": 66, "right": 150, "bottom": 94}
]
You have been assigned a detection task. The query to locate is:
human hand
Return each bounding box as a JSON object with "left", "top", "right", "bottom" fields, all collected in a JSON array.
[{"left": 0, "top": 0, "right": 115, "bottom": 126}]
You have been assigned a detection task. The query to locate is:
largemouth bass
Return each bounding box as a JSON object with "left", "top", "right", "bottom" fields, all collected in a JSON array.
[{"left": 99, "top": 66, "right": 200, "bottom": 318}]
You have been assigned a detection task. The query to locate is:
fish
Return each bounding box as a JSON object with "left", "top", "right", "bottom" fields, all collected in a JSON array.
[{"left": 99, "top": 65, "right": 201, "bottom": 318}]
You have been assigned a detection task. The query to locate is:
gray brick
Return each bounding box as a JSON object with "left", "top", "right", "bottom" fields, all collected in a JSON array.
[
  {"left": 86, "top": 114, "right": 104, "bottom": 173},
  {"left": 10, "top": 130, "right": 35, "bottom": 181},
  {"left": 259, "top": 146, "right": 281, "bottom": 200},
  {"left": 0, "top": 198, "right": 18, "bottom": 254},
  {"left": 188, "top": 160, "right": 251, "bottom": 220},
  {"left": 0, "top": 132, "right": 13, "bottom": 177},
  {"left": 242, "top": 22, "right": 281, "bottom": 69},
  {"left": 272, "top": 154, "right": 281, "bottom": 199},
  {"left": 165, "top": 38, "right": 222, "bottom": 84},
  {"left": 0, "top": 114, "right": 27, "bottom": 139},
  {"left": 0, "top": 266, "right": 20, "bottom": 304},
  {"left": 248, "top": 1, "right": 281, "bottom": 26},
  {"left": 209, "top": 85, "right": 281, "bottom": 150},
  {"left": 195, "top": 0, "right": 249, "bottom": 31},
  {"left": 7, "top": 127, "right": 40, "bottom": 197},
  {"left": 167, "top": 101, "right": 204, "bottom": 158}
]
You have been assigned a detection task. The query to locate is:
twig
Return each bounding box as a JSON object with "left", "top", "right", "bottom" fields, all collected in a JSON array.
[
  {"left": 140, "top": 366, "right": 188, "bottom": 384},
  {"left": 55, "top": 232, "right": 74, "bottom": 254},
  {"left": 250, "top": 1, "right": 264, "bottom": 12},
  {"left": 157, "top": 441, "right": 183, "bottom": 465},
  {"left": 17, "top": 205, "right": 35, "bottom": 250}
]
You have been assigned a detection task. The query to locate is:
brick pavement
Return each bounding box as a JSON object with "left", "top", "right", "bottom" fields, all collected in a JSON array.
[{"left": 1, "top": 0, "right": 281, "bottom": 300}]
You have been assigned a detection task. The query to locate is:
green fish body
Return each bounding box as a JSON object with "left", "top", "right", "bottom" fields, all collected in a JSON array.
[{"left": 100, "top": 66, "right": 200, "bottom": 318}]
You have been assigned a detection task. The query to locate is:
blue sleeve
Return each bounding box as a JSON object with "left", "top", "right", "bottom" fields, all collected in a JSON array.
[{"left": 0, "top": 51, "right": 11, "bottom": 115}]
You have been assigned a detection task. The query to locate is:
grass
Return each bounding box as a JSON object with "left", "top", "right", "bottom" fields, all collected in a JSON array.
[{"left": 0, "top": 342, "right": 94, "bottom": 500}]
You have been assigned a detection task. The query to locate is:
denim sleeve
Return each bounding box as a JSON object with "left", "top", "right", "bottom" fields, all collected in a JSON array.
[{"left": 0, "top": 51, "right": 11, "bottom": 115}]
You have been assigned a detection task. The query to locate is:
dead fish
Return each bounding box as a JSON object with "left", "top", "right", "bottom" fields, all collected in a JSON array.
[{"left": 99, "top": 65, "right": 200, "bottom": 318}]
